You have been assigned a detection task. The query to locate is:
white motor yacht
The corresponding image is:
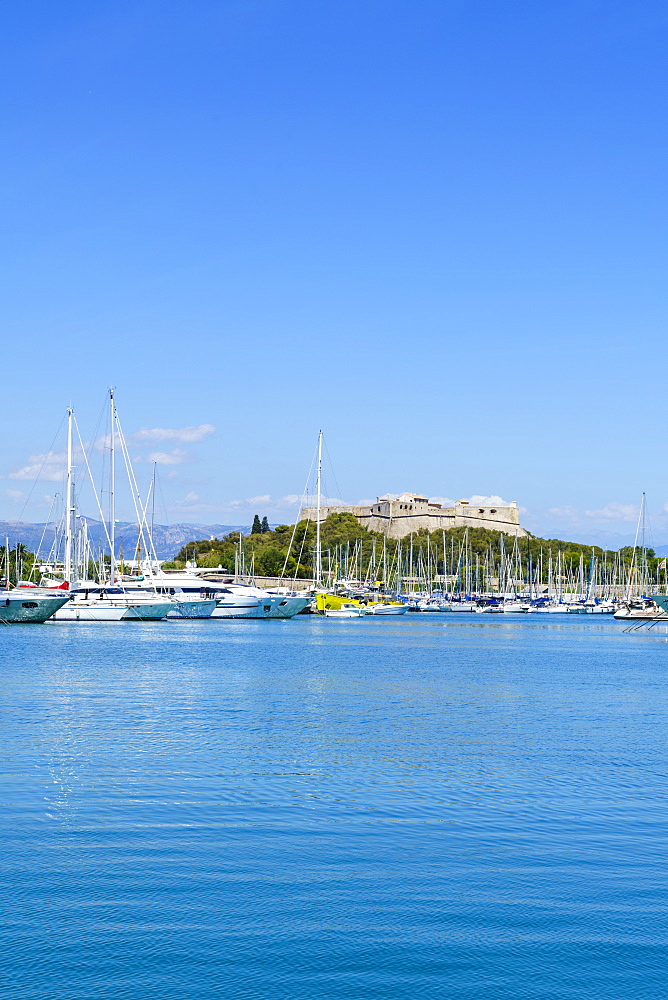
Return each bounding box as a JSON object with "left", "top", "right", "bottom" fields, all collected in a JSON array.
[
  {"left": 118, "top": 573, "right": 217, "bottom": 619},
  {"left": 212, "top": 582, "right": 284, "bottom": 618},
  {"left": 193, "top": 578, "right": 306, "bottom": 619},
  {"left": 264, "top": 587, "right": 312, "bottom": 618},
  {"left": 415, "top": 600, "right": 443, "bottom": 612},
  {"left": 188, "top": 580, "right": 274, "bottom": 619},
  {"left": 613, "top": 600, "right": 667, "bottom": 621},
  {"left": 118, "top": 571, "right": 295, "bottom": 619}
]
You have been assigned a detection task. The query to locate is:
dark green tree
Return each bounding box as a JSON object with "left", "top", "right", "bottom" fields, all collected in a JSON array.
[
  {"left": 261, "top": 516, "right": 270, "bottom": 533},
  {"left": 251, "top": 514, "right": 262, "bottom": 534}
]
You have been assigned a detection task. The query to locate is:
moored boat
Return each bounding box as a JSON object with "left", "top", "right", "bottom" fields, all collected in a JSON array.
[
  {"left": 364, "top": 602, "right": 408, "bottom": 616},
  {"left": 324, "top": 602, "right": 365, "bottom": 618},
  {"left": 264, "top": 588, "right": 312, "bottom": 618},
  {"left": 50, "top": 585, "right": 176, "bottom": 621},
  {"left": 0, "top": 589, "right": 70, "bottom": 624},
  {"left": 614, "top": 599, "right": 668, "bottom": 621},
  {"left": 119, "top": 574, "right": 217, "bottom": 619}
]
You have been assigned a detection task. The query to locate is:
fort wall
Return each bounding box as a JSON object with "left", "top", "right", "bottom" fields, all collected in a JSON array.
[{"left": 301, "top": 493, "right": 527, "bottom": 539}]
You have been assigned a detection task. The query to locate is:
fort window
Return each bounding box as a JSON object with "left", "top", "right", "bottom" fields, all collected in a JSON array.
[
  {"left": 490, "top": 508, "right": 496, "bottom": 514},
  {"left": 479, "top": 508, "right": 484, "bottom": 514}
]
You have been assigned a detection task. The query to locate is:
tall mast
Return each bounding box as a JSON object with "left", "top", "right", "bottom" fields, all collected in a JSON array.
[
  {"left": 109, "top": 388, "right": 116, "bottom": 584},
  {"left": 151, "top": 462, "right": 156, "bottom": 564},
  {"left": 64, "top": 406, "right": 74, "bottom": 585},
  {"left": 641, "top": 492, "right": 647, "bottom": 593},
  {"left": 315, "top": 430, "right": 322, "bottom": 587}
]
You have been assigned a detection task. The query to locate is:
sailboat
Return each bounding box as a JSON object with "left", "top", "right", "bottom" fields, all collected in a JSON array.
[
  {"left": 50, "top": 395, "right": 177, "bottom": 622},
  {"left": 113, "top": 431, "right": 303, "bottom": 620}
]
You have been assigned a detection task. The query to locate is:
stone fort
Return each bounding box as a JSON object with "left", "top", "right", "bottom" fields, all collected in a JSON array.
[{"left": 301, "top": 492, "right": 527, "bottom": 540}]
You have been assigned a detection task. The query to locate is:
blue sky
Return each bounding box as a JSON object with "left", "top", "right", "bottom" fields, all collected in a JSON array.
[{"left": 2, "top": 0, "right": 667, "bottom": 546}]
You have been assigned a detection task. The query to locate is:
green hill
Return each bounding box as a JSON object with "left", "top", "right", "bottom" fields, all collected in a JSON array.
[{"left": 164, "top": 513, "right": 656, "bottom": 588}]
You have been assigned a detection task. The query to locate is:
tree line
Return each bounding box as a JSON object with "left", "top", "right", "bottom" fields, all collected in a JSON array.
[{"left": 165, "top": 512, "right": 660, "bottom": 583}]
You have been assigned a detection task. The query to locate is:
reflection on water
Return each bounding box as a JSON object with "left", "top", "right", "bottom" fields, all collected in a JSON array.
[{"left": 1, "top": 615, "right": 667, "bottom": 999}]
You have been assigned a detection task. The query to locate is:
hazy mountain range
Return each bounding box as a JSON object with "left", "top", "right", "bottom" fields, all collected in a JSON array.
[{"left": 0, "top": 520, "right": 250, "bottom": 561}]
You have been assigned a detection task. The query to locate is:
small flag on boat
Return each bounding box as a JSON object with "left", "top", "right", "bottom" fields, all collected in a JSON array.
[{"left": 659, "top": 559, "right": 667, "bottom": 570}]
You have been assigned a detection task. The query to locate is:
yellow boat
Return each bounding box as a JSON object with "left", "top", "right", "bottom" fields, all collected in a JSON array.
[{"left": 315, "top": 592, "right": 405, "bottom": 614}]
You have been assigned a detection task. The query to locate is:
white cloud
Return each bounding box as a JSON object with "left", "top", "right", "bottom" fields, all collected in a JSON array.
[
  {"left": 92, "top": 433, "right": 111, "bottom": 452},
  {"left": 168, "top": 492, "right": 327, "bottom": 517},
  {"left": 466, "top": 494, "right": 510, "bottom": 507},
  {"left": 6, "top": 422, "right": 212, "bottom": 495},
  {"left": 146, "top": 449, "right": 189, "bottom": 466},
  {"left": 301, "top": 494, "right": 346, "bottom": 507},
  {"left": 5, "top": 489, "right": 26, "bottom": 503},
  {"left": 134, "top": 424, "right": 215, "bottom": 444},
  {"left": 584, "top": 503, "right": 638, "bottom": 522},
  {"left": 544, "top": 503, "right": 639, "bottom": 527},
  {"left": 9, "top": 449, "right": 67, "bottom": 482},
  {"left": 546, "top": 505, "right": 581, "bottom": 521},
  {"left": 173, "top": 495, "right": 224, "bottom": 512}
]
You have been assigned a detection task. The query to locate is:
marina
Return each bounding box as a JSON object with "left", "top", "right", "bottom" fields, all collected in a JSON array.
[
  {"left": 3, "top": 415, "right": 664, "bottom": 629},
  {"left": 3, "top": 3, "right": 666, "bottom": 998}
]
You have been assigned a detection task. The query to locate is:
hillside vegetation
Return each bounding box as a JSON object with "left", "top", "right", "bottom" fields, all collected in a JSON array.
[{"left": 164, "top": 513, "right": 655, "bottom": 581}]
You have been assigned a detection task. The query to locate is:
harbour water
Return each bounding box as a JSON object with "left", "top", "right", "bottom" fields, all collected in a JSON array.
[{"left": 1, "top": 615, "right": 667, "bottom": 999}]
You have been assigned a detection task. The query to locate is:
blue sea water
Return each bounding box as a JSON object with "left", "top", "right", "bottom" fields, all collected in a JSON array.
[{"left": 1, "top": 614, "right": 667, "bottom": 999}]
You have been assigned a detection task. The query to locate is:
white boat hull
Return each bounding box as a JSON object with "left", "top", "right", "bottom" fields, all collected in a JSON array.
[
  {"left": 266, "top": 596, "right": 311, "bottom": 618},
  {"left": 52, "top": 588, "right": 177, "bottom": 622},
  {"left": 166, "top": 598, "right": 217, "bottom": 619},
  {"left": 122, "top": 601, "right": 176, "bottom": 620},
  {"left": 210, "top": 600, "right": 273, "bottom": 619},
  {"left": 324, "top": 609, "right": 364, "bottom": 618},
  {"left": 365, "top": 604, "right": 408, "bottom": 616},
  {"left": 613, "top": 609, "right": 667, "bottom": 621},
  {"left": 52, "top": 602, "right": 129, "bottom": 622}
]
